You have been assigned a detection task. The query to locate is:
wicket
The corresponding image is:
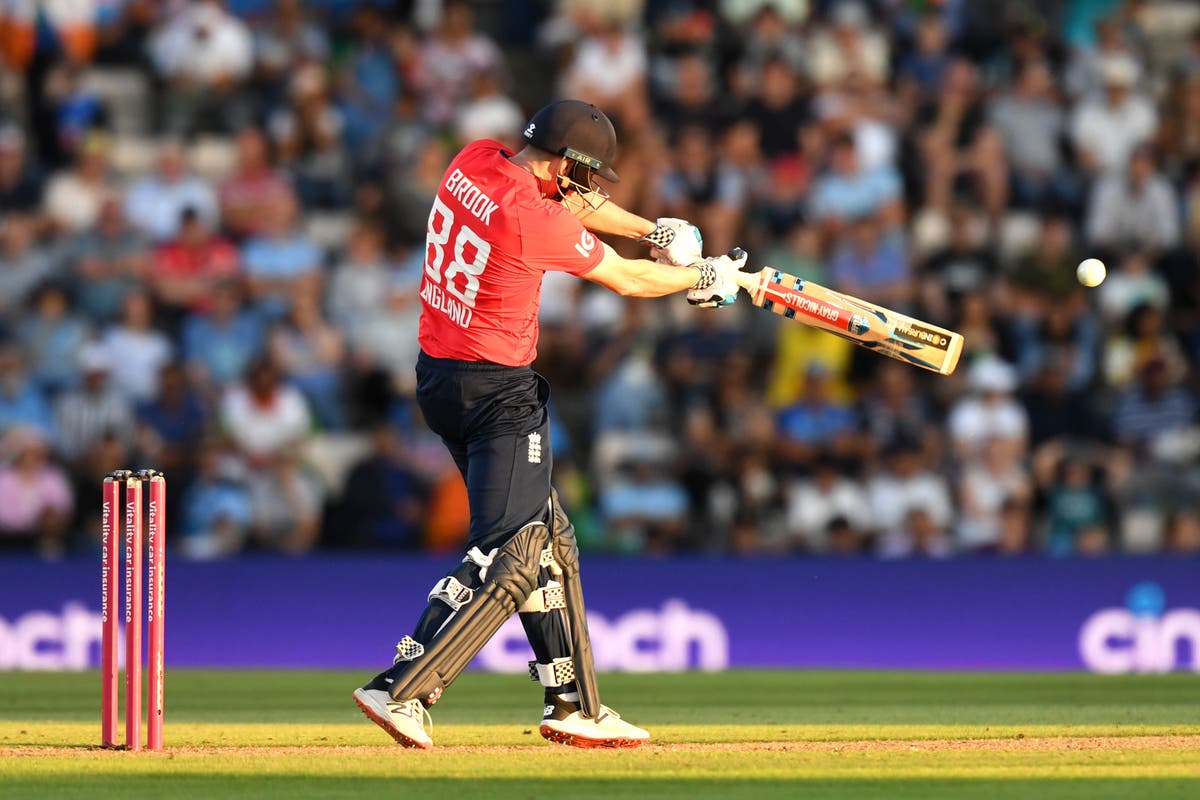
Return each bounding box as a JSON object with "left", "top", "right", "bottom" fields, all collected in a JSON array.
[{"left": 101, "top": 469, "right": 166, "bottom": 751}]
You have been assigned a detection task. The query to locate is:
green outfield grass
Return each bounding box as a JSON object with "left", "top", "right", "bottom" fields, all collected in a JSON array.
[{"left": 2, "top": 670, "right": 1199, "bottom": 799}]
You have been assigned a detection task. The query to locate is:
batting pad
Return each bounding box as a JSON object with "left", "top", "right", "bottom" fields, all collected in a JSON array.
[{"left": 386, "top": 520, "right": 550, "bottom": 706}]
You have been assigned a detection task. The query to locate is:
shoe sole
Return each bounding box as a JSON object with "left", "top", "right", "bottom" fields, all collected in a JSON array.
[
  {"left": 539, "top": 724, "right": 649, "bottom": 749},
  {"left": 353, "top": 691, "right": 432, "bottom": 750}
]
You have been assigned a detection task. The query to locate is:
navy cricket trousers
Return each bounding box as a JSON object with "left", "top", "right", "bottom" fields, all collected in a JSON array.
[{"left": 415, "top": 351, "right": 570, "bottom": 672}]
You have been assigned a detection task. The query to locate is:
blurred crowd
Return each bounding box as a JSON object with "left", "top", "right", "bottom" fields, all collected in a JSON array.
[{"left": 1, "top": 0, "right": 1200, "bottom": 560}]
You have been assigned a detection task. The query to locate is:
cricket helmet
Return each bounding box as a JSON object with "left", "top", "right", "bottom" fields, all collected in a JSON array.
[{"left": 522, "top": 100, "right": 620, "bottom": 183}]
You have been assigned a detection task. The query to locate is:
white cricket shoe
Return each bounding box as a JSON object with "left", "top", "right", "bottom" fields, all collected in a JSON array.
[
  {"left": 539, "top": 695, "right": 651, "bottom": 748},
  {"left": 353, "top": 687, "right": 433, "bottom": 749}
]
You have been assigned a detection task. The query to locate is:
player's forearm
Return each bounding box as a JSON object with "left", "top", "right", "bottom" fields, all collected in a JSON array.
[
  {"left": 605, "top": 254, "right": 701, "bottom": 298},
  {"left": 578, "top": 199, "right": 656, "bottom": 240}
]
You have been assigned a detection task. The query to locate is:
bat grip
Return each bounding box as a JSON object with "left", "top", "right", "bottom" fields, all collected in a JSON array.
[{"left": 725, "top": 247, "right": 761, "bottom": 291}]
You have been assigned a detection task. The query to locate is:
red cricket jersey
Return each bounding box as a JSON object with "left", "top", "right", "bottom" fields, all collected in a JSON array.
[{"left": 417, "top": 140, "right": 604, "bottom": 366}]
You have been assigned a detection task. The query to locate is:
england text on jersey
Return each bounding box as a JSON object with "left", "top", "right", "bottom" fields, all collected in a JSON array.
[
  {"left": 444, "top": 168, "right": 499, "bottom": 226},
  {"left": 420, "top": 278, "right": 473, "bottom": 329}
]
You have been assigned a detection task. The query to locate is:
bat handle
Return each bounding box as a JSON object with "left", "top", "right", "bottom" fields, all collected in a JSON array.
[{"left": 725, "top": 247, "right": 761, "bottom": 291}]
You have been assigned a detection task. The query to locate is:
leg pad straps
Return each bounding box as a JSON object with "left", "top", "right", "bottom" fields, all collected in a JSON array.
[
  {"left": 519, "top": 581, "right": 566, "bottom": 613},
  {"left": 385, "top": 521, "right": 549, "bottom": 705},
  {"left": 529, "top": 657, "right": 576, "bottom": 687}
]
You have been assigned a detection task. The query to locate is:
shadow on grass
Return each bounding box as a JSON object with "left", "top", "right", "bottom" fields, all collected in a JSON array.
[{"left": 4, "top": 776, "right": 1200, "bottom": 800}]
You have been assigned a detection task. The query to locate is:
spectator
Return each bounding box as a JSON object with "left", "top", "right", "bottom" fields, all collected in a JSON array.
[
  {"left": 1095, "top": 249, "right": 1170, "bottom": 324},
  {"left": 867, "top": 438, "right": 954, "bottom": 536},
  {"left": 151, "top": 208, "right": 241, "bottom": 315},
  {"left": 877, "top": 507, "right": 953, "bottom": 559},
  {"left": 743, "top": 57, "right": 810, "bottom": 160},
  {"left": 455, "top": 69, "right": 525, "bottom": 148},
  {"left": 327, "top": 224, "right": 391, "bottom": 327},
  {"left": 811, "top": 133, "right": 903, "bottom": 229},
  {"left": 658, "top": 53, "right": 725, "bottom": 137},
  {"left": 0, "top": 427, "right": 73, "bottom": 557},
  {"left": 826, "top": 515, "right": 868, "bottom": 556},
  {"left": 1113, "top": 358, "right": 1196, "bottom": 449},
  {"left": 135, "top": 362, "right": 206, "bottom": 482},
  {"left": 1165, "top": 509, "right": 1200, "bottom": 554},
  {"left": 776, "top": 362, "right": 861, "bottom": 469},
  {"left": 221, "top": 357, "right": 311, "bottom": 461},
  {"left": 67, "top": 197, "right": 148, "bottom": 322},
  {"left": 421, "top": 0, "right": 504, "bottom": 127},
  {"left": 241, "top": 197, "right": 323, "bottom": 317},
  {"left": 593, "top": 352, "right": 669, "bottom": 435},
  {"left": 245, "top": 451, "right": 324, "bottom": 556},
  {"left": 1103, "top": 303, "right": 1187, "bottom": 390},
  {"left": 182, "top": 279, "right": 263, "bottom": 388},
  {"left": 100, "top": 290, "right": 173, "bottom": 404},
  {"left": 739, "top": 5, "right": 807, "bottom": 80},
  {"left": 560, "top": 15, "right": 647, "bottom": 127},
  {"left": 947, "top": 357, "right": 1028, "bottom": 461},
  {"left": 916, "top": 59, "right": 1008, "bottom": 220},
  {"left": 269, "top": 293, "right": 345, "bottom": 429},
  {"left": 1070, "top": 54, "right": 1157, "bottom": 175},
  {"left": 1012, "top": 302, "right": 1098, "bottom": 391},
  {"left": 373, "top": 88, "right": 433, "bottom": 181},
  {"left": 828, "top": 214, "right": 911, "bottom": 306},
  {"left": 989, "top": 61, "right": 1073, "bottom": 210},
  {"left": 599, "top": 456, "right": 689, "bottom": 554},
  {"left": 995, "top": 499, "right": 1034, "bottom": 556},
  {"left": 53, "top": 343, "right": 134, "bottom": 460},
  {"left": 1063, "top": 16, "right": 1143, "bottom": 101},
  {"left": 39, "top": 62, "right": 106, "bottom": 169},
  {"left": 124, "top": 141, "right": 219, "bottom": 242},
  {"left": 1045, "top": 456, "right": 1111, "bottom": 556},
  {"left": 219, "top": 127, "right": 296, "bottom": 240},
  {"left": 896, "top": 14, "right": 953, "bottom": 103},
  {"left": 17, "top": 283, "right": 88, "bottom": 395},
  {"left": 343, "top": 266, "right": 423, "bottom": 393},
  {"left": 784, "top": 455, "right": 872, "bottom": 552},
  {"left": 338, "top": 7, "right": 405, "bottom": 155},
  {"left": 0, "top": 124, "right": 44, "bottom": 222},
  {"left": 1007, "top": 213, "right": 1084, "bottom": 311},
  {"left": 921, "top": 206, "right": 996, "bottom": 318},
  {"left": 149, "top": 0, "right": 254, "bottom": 134},
  {"left": 42, "top": 133, "right": 113, "bottom": 234},
  {"left": 0, "top": 217, "right": 59, "bottom": 317},
  {"left": 956, "top": 437, "right": 1033, "bottom": 552},
  {"left": 251, "top": 0, "right": 330, "bottom": 102},
  {"left": 386, "top": 138, "right": 451, "bottom": 244},
  {"left": 268, "top": 64, "right": 351, "bottom": 209},
  {"left": 1020, "top": 357, "right": 1103, "bottom": 449},
  {"left": 1158, "top": 75, "right": 1200, "bottom": 179},
  {"left": 179, "top": 442, "right": 252, "bottom": 559},
  {"left": 1085, "top": 145, "right": 1180, "bottom": 252},
  {"left": 807, "top": 1, "right": 889, "bottom": 88},
  {"left": 334, "top": 424, "right": 427, "bottom": 549},
  {"left": 860, "top": 361, "right": 937, "bottom": 454},
  {"left": 0, "top": 346, "right": 54, "bottom": 437},
  {"left": 659, "top": 127, "right": 746, "bottom": 256}
]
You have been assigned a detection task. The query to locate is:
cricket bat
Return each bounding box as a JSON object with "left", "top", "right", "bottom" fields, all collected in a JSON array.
[{"left": 730, "top": 249, "right": 964, "bottom": 376}]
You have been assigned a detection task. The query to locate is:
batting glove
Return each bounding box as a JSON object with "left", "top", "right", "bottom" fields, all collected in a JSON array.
[
  {"left": 642, "top": 217, "right": 704, "bottom": 267},
  {"left": 686, "top": 250, "right": 747, "bottom": 308}
]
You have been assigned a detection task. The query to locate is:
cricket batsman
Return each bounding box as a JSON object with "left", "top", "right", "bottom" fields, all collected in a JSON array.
[{"left": 353, "top": 100, "right": 743, "bottom": 748}]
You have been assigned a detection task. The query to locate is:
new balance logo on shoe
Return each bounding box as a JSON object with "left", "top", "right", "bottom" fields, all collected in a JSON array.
[
  {"left": 544, "top": 704, "right": 555, "bottom": 718},
  {"left": 528, "top": 433, "right": 542, "bottom": 464}
]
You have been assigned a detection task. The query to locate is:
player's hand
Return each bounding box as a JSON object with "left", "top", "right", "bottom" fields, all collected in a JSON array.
[
  {"left": 686, "top": 250, "right": 747, "bottom": 308},
  {"left": 642, "top": 218, "right": 703, "bottom": 267}
]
